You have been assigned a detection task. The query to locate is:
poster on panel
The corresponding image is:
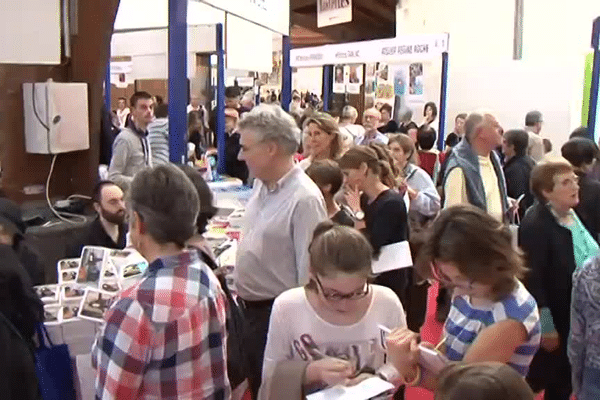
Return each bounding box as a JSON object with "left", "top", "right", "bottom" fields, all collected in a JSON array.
[
  {"left": 333, "top": 65, "right": 346, "bottom": 94},
  {"left": 346, "top": 64, "right": 363, "bottom": 94},
  {"left": 317, "top": 0, "right": 352, "bottom": 28},
  {"left": 374, "top": 63, "right": 394, "bottom": 111},
  {"left": 408, "top": 62, "right": 425, "bottom": 102}
]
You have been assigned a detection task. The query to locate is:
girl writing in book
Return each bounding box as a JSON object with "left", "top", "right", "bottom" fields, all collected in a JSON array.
[{"left": 259, "top": 222, "right": 407, "bottom": 400}]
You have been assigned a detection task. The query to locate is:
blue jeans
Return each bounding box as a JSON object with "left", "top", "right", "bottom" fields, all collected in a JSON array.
[{"left": 579, "top": 367, "right": 600, "bottom": 400}]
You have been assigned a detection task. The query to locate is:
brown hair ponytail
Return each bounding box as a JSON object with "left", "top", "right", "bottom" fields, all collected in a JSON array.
[{"left": 339, "top": 145, "right": 396, "bottom": 188}]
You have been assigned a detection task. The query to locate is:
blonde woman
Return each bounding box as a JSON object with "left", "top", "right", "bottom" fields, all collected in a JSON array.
[{"left": 299, "top": 112, "right": 343, "bottom": 170}]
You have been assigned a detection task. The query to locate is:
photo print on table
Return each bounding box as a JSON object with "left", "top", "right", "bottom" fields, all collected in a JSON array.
[
  {"left": 99, "top": 278, "right": 121, "bottom": 294},
  {"left": 61, "top": 284, "right": 86, "bottom": 302},
  {"left": 58, "top": 258, "right": 80, "bottom": 271},
  {"left": 35, "top": 284, "right": 60, "bottom": 304},
  {"left": 78, "top": 288, "right": 115, "bottom": 323},
  {"left": 77, "top": 246, "right": 108, "bottom": 287},
  {"left": 59, "top": 269, "right": 79, "bottom": 284},
  {"left": 60, "top": 299, "right": 81, "bottom": 322},
  {"left": 43, "top": 304, "right": 61, "bottom": 325}
]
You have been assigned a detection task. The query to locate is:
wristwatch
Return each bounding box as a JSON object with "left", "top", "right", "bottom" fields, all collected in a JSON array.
[{"left": 353, "top": 210, "right": 365, "bottom": 221}]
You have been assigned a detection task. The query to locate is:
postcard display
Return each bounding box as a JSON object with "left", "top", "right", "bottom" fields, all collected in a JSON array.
[{"left": 34, "top": 247, "right": 148, "bottom": 355}]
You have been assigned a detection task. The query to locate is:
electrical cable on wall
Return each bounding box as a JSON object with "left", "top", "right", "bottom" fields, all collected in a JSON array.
[{"left": 46, "top": 154, "right": 87, "bottom": 224}]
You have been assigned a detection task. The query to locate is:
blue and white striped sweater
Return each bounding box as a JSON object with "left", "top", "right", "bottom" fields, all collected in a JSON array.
[{"left": 443, "top": 280, "right": 541, "bottom": 376}]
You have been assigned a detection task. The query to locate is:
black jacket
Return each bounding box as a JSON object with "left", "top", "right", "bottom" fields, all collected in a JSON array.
[
  {"left": 224, "top": 132, "right": 249, "bottom": 184},
  {"left": 574, "top": 171, "right": 600, "bottom": 240},
  {"left": 503, "top": 155, "right": 535, "bottom": 219},
  {"left": 0, "top": 244, "right": 43, "bottom": 400},
  {"left": 518, "top": 202, "right": 595, "bottom": 340},
  {"left": 68, "top": 217, "right": 127, "bottom": 258}
]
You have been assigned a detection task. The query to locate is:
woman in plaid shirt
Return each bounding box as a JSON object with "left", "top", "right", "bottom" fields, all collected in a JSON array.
[{"left": 92, "top": 164, "right": 230, "bottom": 399}]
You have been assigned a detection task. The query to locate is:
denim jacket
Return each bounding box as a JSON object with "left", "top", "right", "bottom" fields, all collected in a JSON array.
[{"left": 569, "top": 255, "right": 600, "bottom": 394}]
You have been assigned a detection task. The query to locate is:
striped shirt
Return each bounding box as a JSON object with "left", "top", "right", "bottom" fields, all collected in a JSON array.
[
  {"left": 443, "top": 280, "right": 541, "bottom": 376},
  {"left": 147, "top": 118, "right": 170, "bottom": 165}
]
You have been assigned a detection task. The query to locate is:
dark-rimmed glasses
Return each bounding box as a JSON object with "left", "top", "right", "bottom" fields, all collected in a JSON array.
[
  {"left": 314, "top": 275, "right": 370, "bottom": 302},
  {"left": 430, "top": 262, "right": 474, "bottom": 291}
]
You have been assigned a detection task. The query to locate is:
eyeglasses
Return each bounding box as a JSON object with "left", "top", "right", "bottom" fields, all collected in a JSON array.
[
  {"left": 430, "top": 262, "right": 474, "bottom": 291},
  {"left": 314, "top": 275, "right": 370, "bottom": 302}
]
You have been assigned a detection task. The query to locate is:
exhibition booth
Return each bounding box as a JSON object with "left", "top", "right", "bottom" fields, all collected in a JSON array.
[
  {"left": 107, "top": 0, "right": 291, "bottom": 171},
  {"left": 290, "top": 33, "right": 450, "bottom": 149}
]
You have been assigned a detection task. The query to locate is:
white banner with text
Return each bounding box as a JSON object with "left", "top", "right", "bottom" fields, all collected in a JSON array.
[{"left": 290, "top": 34, "right": 450, "bottom": 68}]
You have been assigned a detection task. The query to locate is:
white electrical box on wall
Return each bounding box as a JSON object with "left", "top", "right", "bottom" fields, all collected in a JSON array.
[{"left": 23, "top": 81, "right": 90, "bottom": 154}]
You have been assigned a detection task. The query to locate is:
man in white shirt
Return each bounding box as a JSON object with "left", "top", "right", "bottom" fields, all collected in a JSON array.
[
  {"left": 355, "top": 108, "right": 389, "bottom": 146},
  {"left": 235, "top": 104, "right": 327, "bottom": 399},
  {"left": 525, "top": 110, "right": 545, "bottom": 162}
]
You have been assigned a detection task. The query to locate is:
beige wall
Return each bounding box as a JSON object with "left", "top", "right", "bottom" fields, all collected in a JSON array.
[{"left": 396, "top": 0, "right": 600, "bottom": 146}]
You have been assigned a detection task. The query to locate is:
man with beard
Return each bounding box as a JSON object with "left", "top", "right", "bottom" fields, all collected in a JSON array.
[{"left": 68, "top": 181, "right": 127, "bottom": 257}]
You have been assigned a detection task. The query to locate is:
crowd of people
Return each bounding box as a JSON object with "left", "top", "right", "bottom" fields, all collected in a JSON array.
[{"left": 3, "top": 87, "right": 600, "bottom": 400}]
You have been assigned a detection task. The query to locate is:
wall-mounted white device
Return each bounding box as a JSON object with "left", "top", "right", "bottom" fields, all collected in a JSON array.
[{"left": 23, "top": 81, "right": 90, "bottom": 154}]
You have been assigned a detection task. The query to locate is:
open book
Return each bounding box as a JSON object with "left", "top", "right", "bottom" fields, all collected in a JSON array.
[{"left": 306, "top": 377, "right": 395, "bottom": 400}]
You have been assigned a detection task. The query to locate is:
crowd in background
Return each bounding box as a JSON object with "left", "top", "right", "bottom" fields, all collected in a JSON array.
[{"left": 3, "top": 86, "right": 600, "bottom": 400}]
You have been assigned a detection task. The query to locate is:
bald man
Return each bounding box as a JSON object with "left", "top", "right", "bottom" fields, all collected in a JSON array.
[
  {"left": 441, "top": 112, "right": 509, "bottom": 223},
  {"left": 355, "top": 108, "right": 390, "bottom": 145}
]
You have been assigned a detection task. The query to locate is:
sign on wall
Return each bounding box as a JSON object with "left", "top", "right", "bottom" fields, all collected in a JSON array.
[
  {"left": 318, "top": 0, "right": 352, "bottom": 28},
  {"left": 290, "top": 34, "right": 449, "bottom": 68},
  {"left": 197, "top": 0, "right": 289, "bottom": 35}
]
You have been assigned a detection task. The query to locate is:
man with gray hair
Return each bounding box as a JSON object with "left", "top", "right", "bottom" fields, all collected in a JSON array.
[
  {"left": 442, "top": 111, "right": 509, "bottom": 222},
  {"left": 525, "top": 110, "right": 545, "bottom": 162},
  {"left": 93, "top": 164, "right": 230, "bottom": 399},
  {"left": 356, "top": 108, "right": 389, "bottom": 145},
  {"left": 235, "top": 104, "right": 327, "bottom": 398}
]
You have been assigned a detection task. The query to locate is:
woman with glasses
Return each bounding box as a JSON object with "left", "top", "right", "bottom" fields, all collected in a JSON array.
[
  {"left": 385, "top": 205, "right": 540, "bottom": 392},
  {"left": 258, "top": 221, "right": 407, "bottom": 400},
  {"left": 519, "top": 158, "right": 599, "bottom": 399}
]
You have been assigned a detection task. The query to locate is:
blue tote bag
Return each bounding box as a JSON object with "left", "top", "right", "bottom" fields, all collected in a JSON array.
[{"left": 35, "top": 323, "right": 76, "bottom": 400}]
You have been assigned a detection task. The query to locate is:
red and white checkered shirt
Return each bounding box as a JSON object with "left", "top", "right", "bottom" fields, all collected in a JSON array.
[{"left": 92, "top": 250, "right": 230, "bottom": 399}]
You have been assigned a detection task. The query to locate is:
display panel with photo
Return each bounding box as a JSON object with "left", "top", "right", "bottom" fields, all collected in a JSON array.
[
  {"left": 58, "top": 258, "right": 80, "bottom": 271},
  {"left": 78, "top": 289, "right": 115, "bottom": 323},
  {"left": 35, "top": 284, "right": 60, "bottom": 304},
  {"left": 44, "top": 304, "right": 61, "bottom": 325},
  {"left": 77, "top": 246, "right": 108, "bottom": 286}
]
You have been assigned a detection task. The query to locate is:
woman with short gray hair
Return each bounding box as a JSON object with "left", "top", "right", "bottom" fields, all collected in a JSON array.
[
  {"left": 93, "top": 164, "right": 231, "bottom": 399},
  {"left": 339, "top": 105, "right": 365, "bottom": 142}
]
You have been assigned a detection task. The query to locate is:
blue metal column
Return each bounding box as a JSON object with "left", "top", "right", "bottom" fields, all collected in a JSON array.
[
  {"left": 168, "top": 0, "right": 187, "bottom": 164},
  {"left": 281, "top": 35, "right": 292, "bottom": 112},
  {"left": 104, "top": 58, "right": 111, "bottom": 113},
  {"left": 216, "top": 23, "right": 226, "bottom": 175},
  {"left": 437, "top": 52, "right": 449, "bottom": 151},
  {"left": 322, "top": 65, "right": 333, "bottom": 112},
  {"left": 587, "top": 17, "right": 600, "bottom": 142}
]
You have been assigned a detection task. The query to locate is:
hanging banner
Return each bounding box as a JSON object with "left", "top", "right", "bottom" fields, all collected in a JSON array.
[
  {"left": 198, "top": 0, "right": 289, "bottom": 35},
  {"left": 290, "top": 34, "right": 449, "bottom": 68},
  {"left": 318, "top": 0, "right": 352, "bottom": 28}
]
